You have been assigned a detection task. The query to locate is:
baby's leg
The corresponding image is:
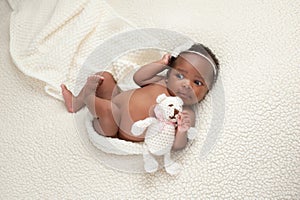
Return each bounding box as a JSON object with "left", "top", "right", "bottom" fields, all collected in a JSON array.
[
  {"left": 94, "top": 71, "right": 120, "bottom": 99},
  {"left": 83, "top": 77, "right": 120, "bottom": 137},
  {"left": 91, "top": 98, "right": 120, "bottom": 137},
  {"left": 61, "top": 71, "right": 118, "bottom": 113},
  {"left": 89, "top": 72, "right": 121, "bottom": 136},
  {"left": 61, "top": 75, "right": 104, "bottom": 113}
]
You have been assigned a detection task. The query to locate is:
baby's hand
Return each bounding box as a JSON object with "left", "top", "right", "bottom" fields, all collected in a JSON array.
[
  {"left": 160, "top": 54, "right": 171, "bottom": 65},
  {"left": 177, "top": 111, "right": 191, "bottom": 133}
]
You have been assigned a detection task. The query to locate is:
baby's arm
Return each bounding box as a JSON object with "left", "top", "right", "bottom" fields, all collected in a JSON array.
[
  {"left": 133, "top": 54, "right": 171, "bottom": 86},
  {"left": 172, "top": 109, "right": 196, "bottom": 150}
]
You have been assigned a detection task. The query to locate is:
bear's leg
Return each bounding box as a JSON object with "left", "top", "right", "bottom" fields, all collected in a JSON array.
[
  {"left": 143, "top": 145, "right": 158, "bottom": 173},
  {"left": 164, "top": 152, "right": 181, "bottom": 175}
]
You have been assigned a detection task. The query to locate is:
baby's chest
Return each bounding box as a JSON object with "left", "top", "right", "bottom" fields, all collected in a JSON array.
[
  {"left": 128, "top": 94, "right": 156, "bottom": 120},
  {"left": 129, "top": 86, "right": 168, "bottom": 119}
]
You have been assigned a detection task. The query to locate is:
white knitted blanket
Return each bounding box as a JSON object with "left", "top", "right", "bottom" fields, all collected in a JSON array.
[{"left": 9, "top": 0, "right": 133, "bottom": 100}]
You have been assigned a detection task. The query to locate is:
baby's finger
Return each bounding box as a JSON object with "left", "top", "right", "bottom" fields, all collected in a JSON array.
[
  {"left": 181, "top": 112, "right": 190, "bottom": 117},
  {"left": 162, "top": 53, "right": 171, "bottom": 59},
  {"left": 182, "top": 120, "right": 191, "bottom": 128},
  {"left": 162, "top": 54, "right": 171, "bottom": 64},
  {"left": 180, "top": 114, "right": 191, "bottom": 122},
  {"left": 177, "top": 114, "right": 183, "bottom": 125},
  {"left": 183, "top": 117, "right": 191, "bottom": 123}
]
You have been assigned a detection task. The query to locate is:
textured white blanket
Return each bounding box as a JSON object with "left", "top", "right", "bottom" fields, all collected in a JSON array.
[
  {"left": 9, "top": 0, "right": 133, "bottom": 99},
  {"left": 2, "top": 0, "right": 300, "bottom": 198}
]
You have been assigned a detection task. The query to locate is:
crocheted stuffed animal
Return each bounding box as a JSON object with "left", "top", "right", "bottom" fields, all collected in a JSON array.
[{"left": 131, "top": 93, "right": 197, "bottom": 175}]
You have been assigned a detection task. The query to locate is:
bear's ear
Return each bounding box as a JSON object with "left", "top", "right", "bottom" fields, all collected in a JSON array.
[
  {"left": 176, "top": 97, "right": 184, "bottom": 106},
  {"left": 156, "top": 93, "right": 167, "bottom": 103}
]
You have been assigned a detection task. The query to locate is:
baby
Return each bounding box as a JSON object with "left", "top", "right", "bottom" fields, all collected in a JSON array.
[{"left": 61, "top": 43, "right": 219, "bottom": 150}]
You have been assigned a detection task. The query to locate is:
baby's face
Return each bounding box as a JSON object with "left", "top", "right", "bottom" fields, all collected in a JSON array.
[{"left": 166, "top": 53, "right": 214, "bottom": 105}]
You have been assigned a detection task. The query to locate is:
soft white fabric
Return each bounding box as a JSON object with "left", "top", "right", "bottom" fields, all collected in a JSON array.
[
  {"left": 9, "top": 0, "right": 133, "bottom": 100},
  {"left": 2, "top": 0, "right": 300, "bottom": 198},
  {"left": 86, "top": 112, "right": 144, "bottom": 155}
]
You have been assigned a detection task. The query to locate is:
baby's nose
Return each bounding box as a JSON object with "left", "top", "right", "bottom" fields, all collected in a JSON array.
[{"left": 182, "top": 79, "right": 192, "bottom": 89}]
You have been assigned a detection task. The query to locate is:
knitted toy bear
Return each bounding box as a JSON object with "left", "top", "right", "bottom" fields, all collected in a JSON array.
[{"left": 131, "top": 93, "right": 197, "bottom": 175}]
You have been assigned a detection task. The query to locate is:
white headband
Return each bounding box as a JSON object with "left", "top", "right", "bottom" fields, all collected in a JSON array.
[{"left": 180, "top": 50, "right": 217, "bottom": 78}]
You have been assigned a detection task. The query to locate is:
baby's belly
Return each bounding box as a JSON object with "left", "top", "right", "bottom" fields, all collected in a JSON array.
[
  {"left": 118, "top": 104, "right": 146, "bottom": 142},
  {"left": 111, "top": 89, "right": 147, "bottom": 141},
  {"left": 112, "top": 85, "right": 167, "bottom": 142}
]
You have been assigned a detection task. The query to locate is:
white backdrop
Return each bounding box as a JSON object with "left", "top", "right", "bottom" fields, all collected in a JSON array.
[{"left": 1, "top": 0, "right": 299, "bottom": 198}]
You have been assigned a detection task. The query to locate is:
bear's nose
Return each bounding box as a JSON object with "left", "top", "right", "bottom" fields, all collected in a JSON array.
[
  {"left": 169, "top": 109, "right": 180, "bottom": 120},
  {"left": 174, "top": 109, "right": 179, "bottom": 116}
]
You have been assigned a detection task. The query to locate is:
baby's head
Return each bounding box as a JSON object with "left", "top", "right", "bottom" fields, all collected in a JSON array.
[{"left": 166, "top": 43, "right": 219, "bottom": 105}]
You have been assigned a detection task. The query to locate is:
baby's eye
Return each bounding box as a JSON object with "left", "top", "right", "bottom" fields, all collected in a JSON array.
[
  {"left": 194, "top": 80, "right": 203, "bottom": 86},
  {"left": 176, "top": 73, "right": 184, "bottom": 79}
]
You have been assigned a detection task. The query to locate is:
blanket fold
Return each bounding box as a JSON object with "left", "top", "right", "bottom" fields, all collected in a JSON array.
[{"left": 9, "top": 0, "right": 133, "bottom": 100}]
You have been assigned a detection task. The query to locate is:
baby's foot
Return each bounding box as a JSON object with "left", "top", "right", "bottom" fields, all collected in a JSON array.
[
  {"left": 61, "top": 84, "right": 75, "bottom": 113},
  {"left": 83, "top": 75, "right": 104, "bottom": 97}
]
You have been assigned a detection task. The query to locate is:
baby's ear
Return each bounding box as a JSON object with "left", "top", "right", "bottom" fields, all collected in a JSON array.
[{"left": 156, "top": 94, "right": 167, "bottom": 103}]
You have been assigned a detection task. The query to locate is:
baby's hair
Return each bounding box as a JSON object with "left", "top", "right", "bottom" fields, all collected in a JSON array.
[
  {"left": 186, "top": 43, "right": 220, "bottom": 79},
  {"left": 168, "top": 43, "right": 220, "bottom": 87}
]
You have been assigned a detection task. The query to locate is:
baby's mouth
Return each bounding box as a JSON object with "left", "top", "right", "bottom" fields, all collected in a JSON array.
[{"left": 177, "top": 92, "right": 190, "bottom": 99}]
